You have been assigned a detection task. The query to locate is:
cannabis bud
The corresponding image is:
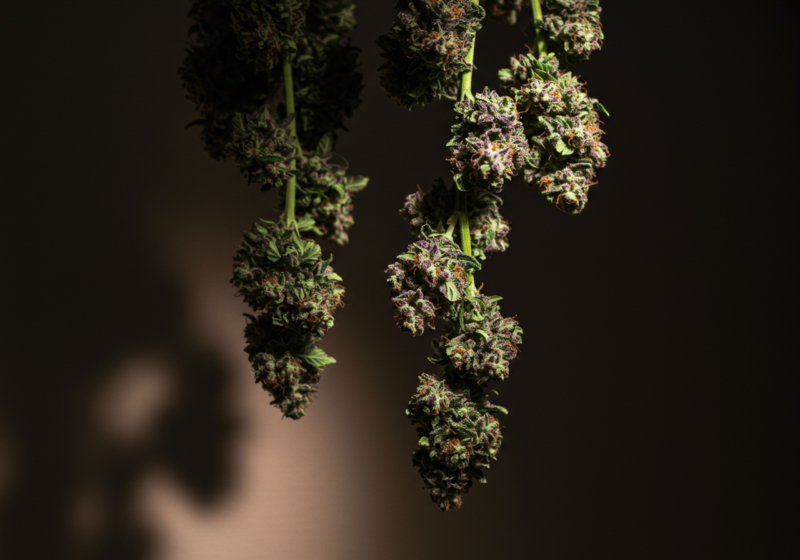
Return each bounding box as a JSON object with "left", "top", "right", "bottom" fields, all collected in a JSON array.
[
  {"left": 244, "top": 314, "right": 335, "bottom": 419},
  {"left": 448, "top": 89, "right": 531, "bottom": 192},
  {"left": 228, "top": 107, "right": 298, "bottom": 190},
  {"left": 387, "top": 232, "right": 481, "bottom": 319},
  {"left": 433, "top": 295, "right": 522, "bottom": 384},
  {"left": 231, "top": 0, "right": 309, "bottom": 70},
  {"left": 285, "top": 150, "right": 369, "bottom": 246},
  {"left": 232, "top": 219, "right": 344, "bottom": 337},
  {"left": 182, "top": 0, "right": 367, "bottom": 418},
  {"left": 499, "top": 51, "right": 608, "bottom": 213},
  {"left": 408, "top": 374, "right": 506, "bottom": 511},
  {"left": 539, "top": 0, "right": 603, "bottom": 66},
  {"left": 378, "top": 0, "right": 486, "bottom": 109},
  {"left": 401, "top": 179, "right": 510, "bottom": 260},
  {"left": 479, "top": 0, "right": 529, "bottom": 24}
]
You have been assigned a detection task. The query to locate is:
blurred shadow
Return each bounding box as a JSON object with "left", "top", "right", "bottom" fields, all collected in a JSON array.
[{"left": 0, "top": 240, "right": 239, "bottom": 560}]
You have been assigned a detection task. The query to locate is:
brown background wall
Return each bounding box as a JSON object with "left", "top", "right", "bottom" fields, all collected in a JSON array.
[{"left": 0, "top": 1, "right": 797, "bottom": 559}]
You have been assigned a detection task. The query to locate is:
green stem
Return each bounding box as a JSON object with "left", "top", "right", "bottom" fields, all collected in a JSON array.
[
  {"left": 283, "top": 59, "right": 302, "bottom": 227},
  {"left": 456, "top": 191, "right": 475, "bottom": 295},
  {"left": 460, "top": 0, "right": 480, "bottom": 101},
  {"left": 532, "top": 0, "right": 548, "bottom": 57}
]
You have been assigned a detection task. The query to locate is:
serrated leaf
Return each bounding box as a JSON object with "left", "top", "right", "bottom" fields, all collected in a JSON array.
[
  {"left": 302, "top": 346, "right": 337, "bottom": 368},
  {"left": 475, "top": 329, "right": 490, "bottom": 341}
]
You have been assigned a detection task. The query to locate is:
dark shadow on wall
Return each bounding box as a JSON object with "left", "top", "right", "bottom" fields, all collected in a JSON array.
[{"left": 0, "top": 216, "right": 239, "bottom": 560}]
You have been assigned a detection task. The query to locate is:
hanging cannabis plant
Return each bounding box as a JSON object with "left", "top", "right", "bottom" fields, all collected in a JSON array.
[
  {"left": 380, "top": 0, "right": 609, "bottom": 510},
  {"left": 180, "top": 0, "right": 367, "bottom": 419}
]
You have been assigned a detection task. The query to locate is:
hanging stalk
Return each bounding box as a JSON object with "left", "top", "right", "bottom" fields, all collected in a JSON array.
[
  {"left": 283, "top": 59, "right": 302, "bottom": 226},
  {"left": 532, "top": 0, "right": 548, "bottom": 57},
  {"left": 459, "top": 0, "right": 480, "bottom": 101}
]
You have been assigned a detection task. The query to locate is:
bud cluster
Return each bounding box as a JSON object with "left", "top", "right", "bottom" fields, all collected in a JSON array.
[
  {"left": 228, "top": 107, "right": 297, "bottom": 191},
  {"left": 378, "top": 0, "right": 486, "bottom": 109},
  {"left": 433, "top": 295, "right": 523, "bottom": 384},
  {"left": 232, "top": 220, "right": 344, "bottom": 337},
  {"left": 401, "top": 179, "right": 510, "bottom": 260},
  {"left": 231, "top": 0, "right": 309, "bottom": 71},
  {"left": 244, "top": 314, "right": 335, "bottom": 419},
  {"left": 499, "top": 51, "right": 608, "bottom": 213},
  {"left": 479, "top": 0, "right": 530, "bottom": 24},
  {"left": 448, "top": 89, "right": 532, "bottom": 192},
  {"left": 387, "top": 231, "right": 482, "bottom": 336},
  {"left": 180, "top": 0, "right": 364, "bottom": 164},
  {"left": 540, "top": 0, "right": 603, "bottom": 66},
  {"left": 408, "top": 374, "right": 506, "bottom": 511},
  {"left": 283, "top": 149, "right": 369, "bottom": 246},
  {"left": 181, "top": 1, "right": 368, "bottom": 418}
]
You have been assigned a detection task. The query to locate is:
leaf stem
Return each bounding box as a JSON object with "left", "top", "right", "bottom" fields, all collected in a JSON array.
[
  {"left": 283, "top": 59, "right": 302, "bottom": 227},
  {"left": 532, "top": 0, "right": 548, "bottom": 57},
  {"left": 460, "top": 0, "right": 480, "bottom": 102}
]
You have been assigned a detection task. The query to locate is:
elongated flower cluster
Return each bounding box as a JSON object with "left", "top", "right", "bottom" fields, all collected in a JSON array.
[
  {"left": 231, "top": 0, "right": 309, "bottom": 70},
  {"left": 408, "top": 374, "right": 507, "bottom": 511},
  {"left": 499, "top": 51, "right": 608, "bottom": 213},
  {"left": 448, "top": 89, "right": 532, "bottom": 192},
  {"left": 180, "top": 0, "right": 364, "bottom": 161},
  {"left": 232, "top": 220, "right": 344, "bottom": 337},
  {"left": 244, "top": 314, "right": 335, "bottom": 419},
  {"left": 228, "top": 107, "right": 297, "bottom": 190},
  {"left": 378, "top": 0, "right": 486, "bottom": 109},
  {"left": 387, "top": 231, "right": 481, "bottom": 336},
  {"left": 432, "top": 295, "right": 522, "bottom": 384},
  {"left": 181, "top": 0, "right": 367, "bottom": 418},
  {"left": 540, "top": 0, "right": 603, "bottom": 66},
  {"left": 285, "top": 152, "right": 369, "bottom": 246},
  {"left": 401, "top": 179, "right": 510, "bottom": 260},
  {"left": 479, "top": 0, "right": 529, "bottom": 24}
]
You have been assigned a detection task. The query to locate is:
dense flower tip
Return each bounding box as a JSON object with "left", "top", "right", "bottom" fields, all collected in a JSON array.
[
  {"left": 378, "top": 0, "right": 485, "bottom": 109},
  {"left": 448, "top": 89, "right": 531, "bottom": 192},
  {"left": 232, "top": 219, "right": 344, "bottom": 337},
  {"left": 538, "top": 165, "right": 591, "bottom": 214},
  {"left": 228, "top": 107, "right": 297, "bottom": 190},
  {"left": 401, "top": 179, "right": 510, "bottom": 260},
  {"left": 435, "top": 295, "right": 523, "bottom": 384},
  {"left": 386, "top": 231, "right": 481, "bottom": 326},
  {"left": 408, "top": 374, "right": 504, "bottom": 511},
  {"left": 479, "top": 0, "right": 529, "bottom": 24},
  {"left": 392, "top": 289, "right": 439, "bottom": 336},
  {"left": 498, "top": 51, "right": 608, "bottom": 213},
  {"left": 231, "top": 0, "right": 309, "bottom": 71},
  {"left": 282, "top": 150, "right": 369, "bottom": 246},
  {"left": 540, "top": 0, "right": 603, "bottom": 66},
  {"left": 180, "top": 0, "right": 364, "bottom": 159},
  {"left": 244, "top": 314, "right": 336, "bottom": 419}
]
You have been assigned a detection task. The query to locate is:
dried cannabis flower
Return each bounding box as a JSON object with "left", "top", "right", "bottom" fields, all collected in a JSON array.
[
  {"left": 499, "top": 51, "right": 608, "bottom": 213},
  {"left": 387, "top": 231, "right": 481, "bottom": 315},
  {"left": 232, "top": 219, "right": 344, "bottom": 337},
  {"left": 408, "top": 374, "right": 506, "bottom": 511},
  {"left": 382, "top": 0, "right": 608, "bottom": 510},
  {"left": 378, "top": 0, "right": 486, "bottom": 109},
  {"left": 401, "top": 179, "right": 510, "bottom": 260},
  {"left": 448, "top": 89, "right": 532, "bottom": 192},
  {"left": 231, "top": 0, "right": 309, "bottom": 70},
  {"left": 181, "top": 0, "right": 367, "bottom": 418},
  {"left": 283, "top": 149, "right": 369, "bottom": 246},
  {"left": 244, "top": 314, "right": 335, "bottom": 419},
  {"left": 433, "top": 295, "right": 522, "bottom": 384},
  {"left": 228, "top": 107, "right": 298, "bottom": 190},
  {"left": 539, "top": 0, "right": 603, "bottom": 66}
]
